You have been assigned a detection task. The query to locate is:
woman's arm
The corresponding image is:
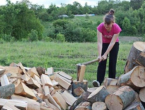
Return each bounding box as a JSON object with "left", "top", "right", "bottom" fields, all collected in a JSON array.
[
  {"left": 97, "top": 30, "right": 102, "bottom": 62},
  {"left": 102, "top": 33, "right": 120, "bottom": 60}
]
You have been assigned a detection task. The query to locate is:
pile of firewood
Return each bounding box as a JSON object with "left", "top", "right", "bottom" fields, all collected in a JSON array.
[
  {"left": 0, "top": 41, "right": 145, "bottom": 110},
  {"left": 0, "top": 62, "right": 77, "bottom": 110}
]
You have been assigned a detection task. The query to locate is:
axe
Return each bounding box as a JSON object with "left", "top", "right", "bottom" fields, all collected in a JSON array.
[{"left": 76, "top": 58, "right": 99, "bottom": 81}]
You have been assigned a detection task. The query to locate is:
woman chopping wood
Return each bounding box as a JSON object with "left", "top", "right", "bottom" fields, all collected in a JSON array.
[{"left": 93, "top": 9, "right": 122, "bottom": 87}]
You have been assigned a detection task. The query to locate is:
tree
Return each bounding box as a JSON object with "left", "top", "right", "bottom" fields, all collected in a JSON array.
[{"left": 130, "top": 0, "right": 144, "bottom": 10}]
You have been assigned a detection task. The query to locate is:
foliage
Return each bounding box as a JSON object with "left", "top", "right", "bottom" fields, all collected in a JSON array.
[
  {"left": 56, "top": 33, "right": 65, "bottom": 42},
  {"left": 28, "top": 29, "right": 38, "bottom": 41}
]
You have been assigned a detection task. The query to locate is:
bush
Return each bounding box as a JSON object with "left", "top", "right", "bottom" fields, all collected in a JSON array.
[
  {"left": 0, "top": 34, "right": 13, "bottom": 42},
  {"left": 28, "top": 29, "right": 38, "bottom": 42},
  {"left": 42, "top": 37, "right": 53, "bottom": 42},
  {"left": 56, "top": 33, "right": 65, "bottom": 42},
  {"left": 0, "top": 38, "right": 5, "bottom": 44}
]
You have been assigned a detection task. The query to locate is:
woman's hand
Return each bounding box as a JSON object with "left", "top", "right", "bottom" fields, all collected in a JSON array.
[
  {"left": 97, "top": 56, "right": 103, "bottom": 62},
  {"left": 102, "top": 54, "right": 107, "bottom": 61}
]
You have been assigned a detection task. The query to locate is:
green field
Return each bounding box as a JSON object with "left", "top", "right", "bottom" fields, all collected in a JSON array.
[{"left": 0, "top": 40, "right": 133, "bottom": 87}]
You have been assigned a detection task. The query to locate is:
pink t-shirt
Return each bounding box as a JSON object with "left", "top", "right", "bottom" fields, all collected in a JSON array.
[{"left": 97, "top": 23, "right": 122, "bottom": 43}]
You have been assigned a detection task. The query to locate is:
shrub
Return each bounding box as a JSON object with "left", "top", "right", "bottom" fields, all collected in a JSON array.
[
  {"left": 42, "top": 37, "right": 53, "bottom": 42},
  {"left": 28, "top": 29, "right": 38, "bottom": 42},
  {"left": 56, "top": 33, "right": 65, "bottom": 42}
]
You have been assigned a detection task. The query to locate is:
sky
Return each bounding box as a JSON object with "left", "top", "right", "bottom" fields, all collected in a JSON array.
[{"left": 0, "top": 0, "right": 99, "bottom": 8}]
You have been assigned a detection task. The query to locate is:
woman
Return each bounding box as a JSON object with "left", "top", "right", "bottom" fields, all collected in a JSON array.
[{"left": 93, "top": 9, "right": 122, "bottom": 87}]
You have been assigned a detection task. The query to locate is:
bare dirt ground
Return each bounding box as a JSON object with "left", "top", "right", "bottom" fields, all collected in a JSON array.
[{"left": 119, "top": 36, "right": 142, "bottom": 42}]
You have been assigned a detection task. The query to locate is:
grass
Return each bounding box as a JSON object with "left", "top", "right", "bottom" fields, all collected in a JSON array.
[{"left": 0, "top": 40, "right": 133, "bottom": 87}]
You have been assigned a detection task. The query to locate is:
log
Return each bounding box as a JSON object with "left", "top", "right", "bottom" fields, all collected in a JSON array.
[
  {"left": 0, "top": 84, "right": 15, "bottom": 98},
  {"left": 124, "top": 102, "right": 145, "bottom": 110},
  {"left": 55, "top": 73, "right": 72, "bottom": 84},
  {"left": 139, "top": 87, "right": 145, "bottom": 102},
  {"left": 57, "top": 71, "right": 72, "bottom": 80},
  {"left": 87, "top": 87, "right": 98, "bottom": 93},
  {"left": 45, "top": 67, "right": 54, "bottom": 75},
  {"left": 103, "top": 78, "right": 117, "bottom": 87},
  {"left": 33, "top": 75, "right": 42, "bottom": 85},
  {"left": 105, "top": 86, "right": 136, "bottom": 110},
  {"left": 36, "top": 67, "right": 45, "bottom": 76},
  {"left": 2, "top": 102, "right": 20, "bottom": 110},
  {"left": 73, "top": 87, "right": 85, "bottom": 96},
  {"left": 1, "top": 74, "right": 10, "bottom": 86},
  {"left": 21, "top": 73, "right": 30, "bottom": 82},
  {"left": 125, "top": 42, "right": 145, "bottom": 73},
  {"left": 87, "top": 86, "right": 109, "bottom": 103},
  {"left": 28, "top": 67, "right": 40, "bottom": 77},
  {"left": 15, "top": 82, "right": 37, "bottom": 100},
  {"left": 74, "top": 102, "right": 91, "bottom": 110},
  {"left": 0, "top": 68, "right": 5, "bottom": 75},
  {"left": 61, "top": 90, "right": 77, "bottom": 106},
  {"left": 0, "top": 99, "right": 27, "bottom": 110},
  {"left": 52, "top": 92, "right": 68, "bottom": 110},
  {"left": 55, "top": 74, "right": 71, "bottom": 89},
  {"left": 133, "top": 92, "right": 141, "bottom": 103},
  {"left": 3, "top": 67, "right": 20, "bottom": 77},
  {"left": 117, "top": 66, "right": 145, "bottom": 88},
  {"left": 72, "top": 80, "right": 88, "bottom": 97},
  {"left": 78, "top": 65, "right": 86, "bottom": 82},
  {"left": 44, "top": 99, "right": 59, "bottom": 110},
  {"left": 43, "top": 86, "right": 50, "bottom": 96},
  {"left": 26, "top": 78, "right": 41, "bottom": 89},
  {"left": 17, "top": 62, "right": 27, "bottom": 74},
  {"left": 106, "top": 85, "right": 119, "bottom": 94},
  {"left": 92, "top": 102, "right": 107, "bottom": 110},
  {"left": 41, "top": 74, "right": 53, "bottom": 86},
  {"left": 47, "top": 94, "right": 61, "bottom": 110},
  {"left": 70, "top": 92, "right": 91, "bottom": 110},
  {"left": 11, "top": 95, "right": 40, "bottom": 110}
]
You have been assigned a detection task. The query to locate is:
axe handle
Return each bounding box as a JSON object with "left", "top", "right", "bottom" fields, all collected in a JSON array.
[{"left": 82, "top": 59, "right": 99, "bottom": 65}]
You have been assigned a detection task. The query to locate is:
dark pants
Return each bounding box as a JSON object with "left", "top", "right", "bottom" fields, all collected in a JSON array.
[{"left": 97, "top": 42, "right": 119, "bottom": 84}]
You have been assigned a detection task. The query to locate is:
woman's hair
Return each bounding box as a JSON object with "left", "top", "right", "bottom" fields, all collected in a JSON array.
[{"left": 104, "top": 9, "right": 115, "bottom": 25}]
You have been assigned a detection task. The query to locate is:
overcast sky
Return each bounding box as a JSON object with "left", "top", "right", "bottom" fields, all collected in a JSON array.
[{"left": 0, "top": 0, "right": 99, "bottom": 8}]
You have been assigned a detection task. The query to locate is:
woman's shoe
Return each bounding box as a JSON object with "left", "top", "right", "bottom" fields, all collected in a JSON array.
[{"left": 92, "top": 80, "right": 100, "bottom": 87}]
